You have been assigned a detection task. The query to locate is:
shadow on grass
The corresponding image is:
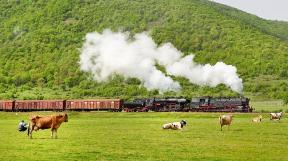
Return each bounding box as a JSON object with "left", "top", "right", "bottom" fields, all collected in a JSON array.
[{"left": 29, "top": 137, "right": 65, "bottom": 140}]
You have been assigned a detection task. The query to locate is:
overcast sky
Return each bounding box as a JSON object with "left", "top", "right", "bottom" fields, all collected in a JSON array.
[{"left": 210, "top": 0, "right": 288, "bottom": 21}]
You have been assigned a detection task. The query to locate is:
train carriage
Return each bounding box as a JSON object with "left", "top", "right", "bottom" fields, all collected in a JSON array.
[
  {"left": 0, "top": 100, "right": 14, "bottom": 111},
  {"left": 66, "top": 99, "right": 122, "bottom": 111},
  {"left": 14, "top": 100, "right": 64, "bottom": 111}
]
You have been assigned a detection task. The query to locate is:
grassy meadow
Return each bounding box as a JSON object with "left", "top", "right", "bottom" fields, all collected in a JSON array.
[
  {"left": 251, "top": 100, "right": 288, "bottom": 112},
  {"left": 0, "top": 112, "right": 287, "bottom": 161}
]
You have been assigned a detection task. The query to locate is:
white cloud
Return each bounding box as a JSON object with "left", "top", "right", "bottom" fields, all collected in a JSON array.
[{"left": 80, "top": 29, "right": 243, "bottom": 93}]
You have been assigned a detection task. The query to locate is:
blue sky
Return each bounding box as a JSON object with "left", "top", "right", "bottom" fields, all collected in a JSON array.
[{"left": 211, "top": 0, "right": 288, "bottom": 21}]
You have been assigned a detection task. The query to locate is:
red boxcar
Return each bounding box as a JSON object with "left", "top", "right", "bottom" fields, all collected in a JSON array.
[
  {"left": 66, "top": 99, "right": 122, "bottom": 111},
  {"left": 0, "top": 100, "right": 14, "bottom": 111},
  {"left": 14, "top": 100, "right": 64, "bottom": 111}
]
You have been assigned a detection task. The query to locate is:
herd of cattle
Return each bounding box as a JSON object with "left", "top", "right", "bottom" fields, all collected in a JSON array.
[
  {"left": 0, "top": 96, "right": 253, "bottom": 112},
  {"left": 163, "top": 112, "right": 284, "bottom": 131},
  {"left": 220, "top": 112, "right": 284, "bottom": 130},
  {"left": 21, "top": 111, "right": 284, "bottom": 139}
]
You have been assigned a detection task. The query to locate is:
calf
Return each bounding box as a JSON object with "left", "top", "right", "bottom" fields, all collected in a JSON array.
[
  {"left": 28, "top": 113, "right": 68, "bottom": 139},
  {"left": 219, "top": 114, "right": 233, "bottom": 131}
]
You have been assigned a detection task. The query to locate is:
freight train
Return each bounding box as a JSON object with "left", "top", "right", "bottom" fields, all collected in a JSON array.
[{"left": 0, "top": 97, "right": 253, "bottom": 112}]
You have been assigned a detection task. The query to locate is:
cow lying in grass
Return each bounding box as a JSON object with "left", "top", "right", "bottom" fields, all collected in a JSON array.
[
  {"left": 270, "top": 112, "right": 283, "bottom": 121},
  {"left": 252, "top": 115, "right": 262, "bottom": 123},
  {"left": 219, "top": 114, "right": 233, "bottom": 131},
  {"left": 162, "top": 120, "right": 187, "bottom": 130},
  {"left": 28, "top": 113, "right": 68, "bottom": 139}
]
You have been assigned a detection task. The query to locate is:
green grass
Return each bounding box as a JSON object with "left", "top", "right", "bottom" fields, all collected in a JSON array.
[{"left": 0, "top": 112, "right": 287, "bottom": 161}]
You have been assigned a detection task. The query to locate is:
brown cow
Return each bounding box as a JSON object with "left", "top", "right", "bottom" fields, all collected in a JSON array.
[{"left": 28, "top": 113, "right": 68, "bottom": 139}]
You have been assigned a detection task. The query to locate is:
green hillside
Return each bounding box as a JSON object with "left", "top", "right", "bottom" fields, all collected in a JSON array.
[{"left": 0, "top": 0, "right": 287, "bottom": 101}]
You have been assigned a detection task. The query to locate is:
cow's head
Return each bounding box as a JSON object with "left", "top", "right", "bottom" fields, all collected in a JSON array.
[
  {"left": 259, "top": 115, "right": 262, "bottom": 119},
  {"left": 180, "top": 120, "right": 187, "bottom": 127}
]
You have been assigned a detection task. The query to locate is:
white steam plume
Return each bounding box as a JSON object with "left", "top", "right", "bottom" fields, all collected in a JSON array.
[{"left": 80, "top": 29, "right": 243, "bottom": 93}]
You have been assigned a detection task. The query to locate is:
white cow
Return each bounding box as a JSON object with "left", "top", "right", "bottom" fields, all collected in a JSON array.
[
  {"left": 252, "top": 115, "right": 262, "bottom": 123},
  {"left": 270, "top": 112, "right": 283, "bottom": 120},
  {"left": 162, "top": 120, "right": 187, "bottom": 130}
]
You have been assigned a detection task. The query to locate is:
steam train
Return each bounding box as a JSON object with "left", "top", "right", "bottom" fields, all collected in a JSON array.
[
  {"left": 0, "top": 97, "right": 252, "bottom": 112},
  {"left": 123, "top": 97, "right": 252, "bottom": 112}
]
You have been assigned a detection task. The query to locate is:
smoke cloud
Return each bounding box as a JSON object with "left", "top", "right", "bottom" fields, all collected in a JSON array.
[{"left": 80, "top": 29, "right": 243, "bottom": 93}]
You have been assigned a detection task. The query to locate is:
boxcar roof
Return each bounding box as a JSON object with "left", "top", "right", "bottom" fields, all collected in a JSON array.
[
  {"left": 15, "top": 100, "right": 64, "bottom": 102},
  {"left": 67, "top": 99, "right": 122, "bottom": 101}
]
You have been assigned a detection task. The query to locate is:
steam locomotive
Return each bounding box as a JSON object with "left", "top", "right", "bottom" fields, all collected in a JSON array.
[
  {"left": 0, "top": 97, "right": 252, "bottom": 112},
  {"left": 123, "top": 97, "right": 252, "bottom": 112}
]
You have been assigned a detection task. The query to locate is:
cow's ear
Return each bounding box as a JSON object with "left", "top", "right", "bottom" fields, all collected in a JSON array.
[
  {"left": 31, "top": 115, "right": 39, "bottom": 121},
  {"left": 32, "top": 116, "right": 39, "bottom": 121}
]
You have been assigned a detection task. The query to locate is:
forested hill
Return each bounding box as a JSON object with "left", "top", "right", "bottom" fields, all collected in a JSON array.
[{"left": 0, "top": 0, "right": 287, "bottom": 101}]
